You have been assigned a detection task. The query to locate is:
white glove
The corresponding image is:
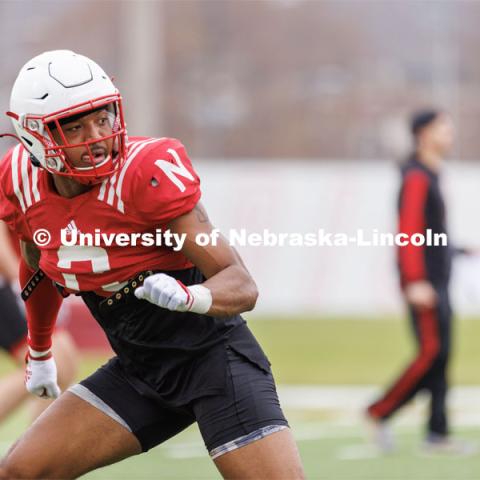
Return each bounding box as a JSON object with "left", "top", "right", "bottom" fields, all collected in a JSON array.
[
  {"left": 134, "top": 273, "right": 212, "bottom": 314},
  {"left": 25, "top": 350, "right": 61, "bottom": 399}
]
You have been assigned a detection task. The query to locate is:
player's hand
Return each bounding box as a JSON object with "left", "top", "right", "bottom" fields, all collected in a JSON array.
[
  {"left": 404, "top": 280, "right": 437, "bottom": 310},
  {"left": 25, "top": 351, "right": 61, "bottom": 399},
  {"left": 134, "top": 273, "right": 212, "bottom": 314},
  {"left": 134, "top": 273, "right": 191, "bottom": 311}
]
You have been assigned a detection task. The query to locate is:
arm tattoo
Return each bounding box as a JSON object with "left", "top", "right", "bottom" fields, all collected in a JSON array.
[{"left": 194, "top": 204, "right": 209, "bottom": 224}]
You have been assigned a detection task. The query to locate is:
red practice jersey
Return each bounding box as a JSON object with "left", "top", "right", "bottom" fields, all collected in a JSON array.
[{"left": 0, "top": 137, "right": 201, "bottom": 296}]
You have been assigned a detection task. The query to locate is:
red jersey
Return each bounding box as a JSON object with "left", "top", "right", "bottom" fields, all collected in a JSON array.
[{"left": 0, "top": 137, "right": 201, "bottom": 296}]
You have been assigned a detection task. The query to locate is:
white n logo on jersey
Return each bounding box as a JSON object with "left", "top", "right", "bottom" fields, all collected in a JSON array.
[{"left": 154, "top": 148, "right": 194, "bottom": 193}]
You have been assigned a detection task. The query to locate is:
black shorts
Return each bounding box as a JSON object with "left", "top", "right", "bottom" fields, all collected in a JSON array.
[
  {"left": 71, "top": 341, "right": 288, "bottom": 455},
  {"left": 0, "top": 284, "right": 27, "bottom": 355},
  {"left": 80, "top": 268, "right": 269, "bottom": 407}
]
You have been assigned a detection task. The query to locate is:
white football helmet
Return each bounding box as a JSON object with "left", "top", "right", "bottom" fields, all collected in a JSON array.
[{"left": 7, "top": 50, "right": 127, "bottom": 184}]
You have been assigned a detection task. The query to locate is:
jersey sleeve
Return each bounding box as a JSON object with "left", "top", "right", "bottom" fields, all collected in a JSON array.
[
  {"left": 0, "top": 148, "right": 33, "bottom": 241},
  {"left": 130, "top": 138, "right": 201, "bottom": 225},
  {"left": 20, "top": 258, "right": 61, "bottom": 353}
]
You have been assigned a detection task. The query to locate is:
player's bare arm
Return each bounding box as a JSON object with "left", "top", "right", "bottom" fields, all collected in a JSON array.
[{"left": 169, "top": 202, "right": 259, "bottom": 317}]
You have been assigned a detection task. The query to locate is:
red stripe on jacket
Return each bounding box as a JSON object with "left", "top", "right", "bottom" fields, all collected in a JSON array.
[
  {"left": 368, "top": 307, "right": 440, "bottom": 418},
  {"left": 398, "top": 170, "right": 430, "bottom": 284}
]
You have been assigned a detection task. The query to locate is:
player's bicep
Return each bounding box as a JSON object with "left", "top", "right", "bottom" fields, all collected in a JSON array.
[{"left": 168, "top": 202, "right": 244, "bottom": 279}]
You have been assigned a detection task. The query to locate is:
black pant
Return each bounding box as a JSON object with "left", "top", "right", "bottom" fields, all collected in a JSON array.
[{"left": 368, "top": 284, "right": 452, "bottom": 436}]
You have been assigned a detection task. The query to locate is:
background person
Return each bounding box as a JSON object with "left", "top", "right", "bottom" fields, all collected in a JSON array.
[{"left": 366, "top": 109, "right": 471, "bottom": 453}]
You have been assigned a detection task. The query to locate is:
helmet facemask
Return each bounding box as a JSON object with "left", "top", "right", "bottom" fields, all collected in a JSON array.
[{"left": 14, "top": 94, "right": 127, "bottom": 185}]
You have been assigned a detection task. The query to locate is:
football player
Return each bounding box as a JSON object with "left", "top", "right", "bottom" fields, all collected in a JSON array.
[
  {"left": 0, "top": 220, "right": 77, "bottom": 423},
  {"left": 0, "top": 51, "right": 305, "bottom": 479}
]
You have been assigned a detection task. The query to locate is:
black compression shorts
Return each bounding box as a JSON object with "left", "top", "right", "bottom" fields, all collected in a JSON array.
[{"left": 71, "top": 335, "right": 288, "bottom": 454}]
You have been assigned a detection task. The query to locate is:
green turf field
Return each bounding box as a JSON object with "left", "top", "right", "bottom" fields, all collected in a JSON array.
[
  {"left": 1, "top": 405, "right": 479, "bottom": 479},
  {"left": 2, "top": 315, "right": 479, "bottom": 385},
  {"left": 1, "top": 316, "right": 480, "bottom": 479}
]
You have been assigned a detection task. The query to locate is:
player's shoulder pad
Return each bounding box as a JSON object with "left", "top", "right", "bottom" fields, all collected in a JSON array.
[
  {"left": 134, "top": 137, "right": 196, "bottom": 176},
  {"left": 121, "top": 137, "right": 201, "bottom": 220}
]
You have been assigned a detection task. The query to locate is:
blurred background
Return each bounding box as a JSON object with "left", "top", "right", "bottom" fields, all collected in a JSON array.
[{"left": 1, "top": 1, "right": 480, "bottom": 478}]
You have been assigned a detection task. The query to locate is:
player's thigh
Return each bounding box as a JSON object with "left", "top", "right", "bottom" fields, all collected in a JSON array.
[
  {"left": 193, "top": 346, "right": 303, "bottom": 478},
  {"left": 0, "top": 391, "right": 141, "bottom": 479},
  {"left": 77, "top": 357, "right": 195, "bottom": 453},
  {"left": 194, "top": 345, "right": 288, "bottom": 450},
  {"left": 214, "top": 428, "right": 305, "bottom": 480}
]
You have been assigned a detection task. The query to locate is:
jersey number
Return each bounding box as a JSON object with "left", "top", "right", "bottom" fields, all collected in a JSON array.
[{"left": 57, "top": 245, "right": 110, "bottom": 290}]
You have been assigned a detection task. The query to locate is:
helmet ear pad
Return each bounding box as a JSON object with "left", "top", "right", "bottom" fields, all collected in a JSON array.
[{"left": 11, "top": 118, "right": 51, "bottom": 167}]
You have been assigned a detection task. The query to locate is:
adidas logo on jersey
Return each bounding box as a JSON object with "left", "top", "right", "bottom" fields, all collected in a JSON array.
[{"left": 64, "top": 220, "right": 80, "bottom": 236}]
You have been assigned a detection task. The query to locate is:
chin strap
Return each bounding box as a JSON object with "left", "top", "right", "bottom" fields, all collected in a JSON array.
[
  {"left": 0, "top": 134, "right": 42, "bottom": 167},
  {"left": 0, "top": 133, "right": 22, "bottom": 142}
]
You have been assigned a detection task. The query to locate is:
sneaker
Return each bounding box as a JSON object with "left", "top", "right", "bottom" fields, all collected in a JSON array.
[
  {"left": 421, "top": 434, "right": 478, "bottom": 456},
  {"left": 364, "top": 413, "right": 395, "bottom": 453}
]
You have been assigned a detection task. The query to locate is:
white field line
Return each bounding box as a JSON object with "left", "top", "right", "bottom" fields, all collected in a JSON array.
[
  {"left": 1, "top": 386, "right": 478, "bottom": 460},
  {"left": 277, "top": 385, "right": 480, "bottom": 428},
  {"left": 163, "top": 386, "right": 480, "bottom": 459}
]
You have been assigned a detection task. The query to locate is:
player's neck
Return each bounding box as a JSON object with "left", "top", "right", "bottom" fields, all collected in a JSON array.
[
  {"left": 416, "top": 148, "right": 443, "bottom": 174},
  {"left": 51, "top": 174, "right": 93, "bottom": 198}
]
